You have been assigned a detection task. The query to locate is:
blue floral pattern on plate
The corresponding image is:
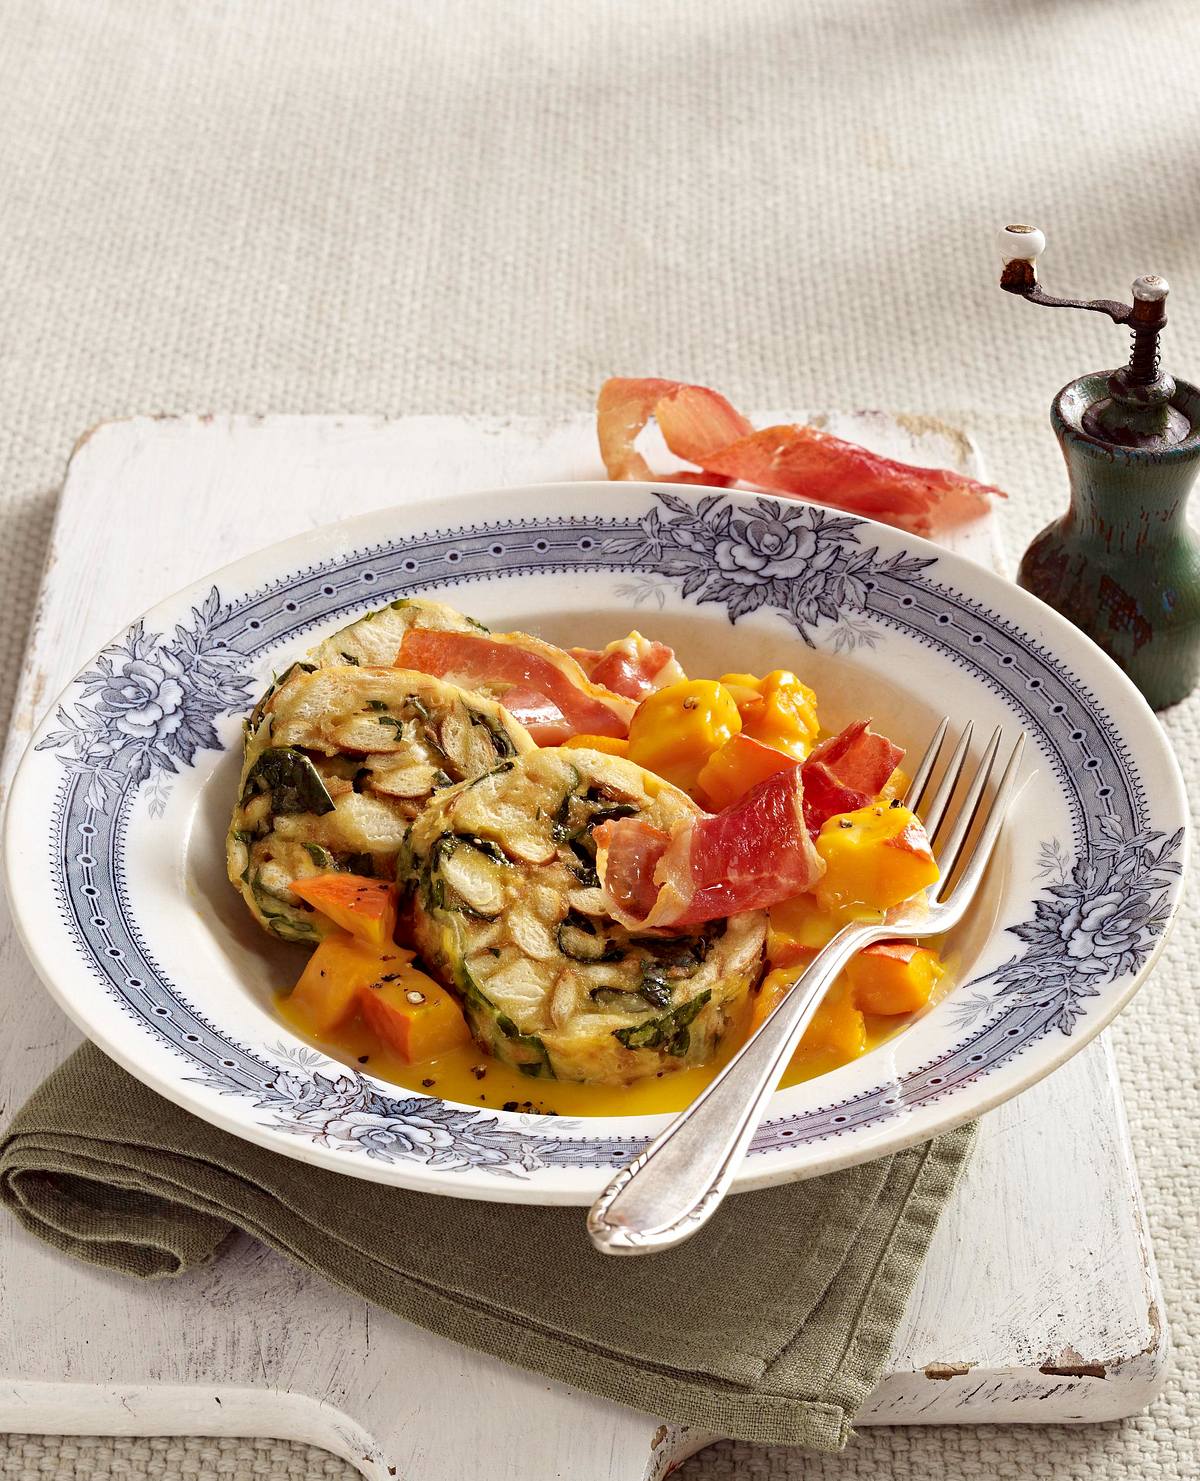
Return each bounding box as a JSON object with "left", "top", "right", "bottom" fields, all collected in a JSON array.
[
  {"left": 36, "top": 588, "right": 252, "bottom": 813},
  {"left": 952, "top": 817, "right": 1182, "bottom": 1034},
  {"left": 35, "top": 491, "right": 1183, "bottom": 1178},
  {"left": 603, "top": 494, "right": 933, "bottom": 645}
]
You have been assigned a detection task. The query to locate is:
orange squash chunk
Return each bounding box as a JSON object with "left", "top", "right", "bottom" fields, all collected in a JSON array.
[
  {"left": 748, "top": 959, "right": 813, "bottom": 1033},
  {"left": 359, "top": 968, "right": 472, "bottom": 1063},
  {"left": 815, "top": 803, "right": 938, "bottom": 914},
  {"left": 290, "top": 932, "right": 414, "bottom": 1036},
  {"left": 289, "top": 873, "right": 397, "bottom": 948},
  {"left": 767, "top": 891, "right": 841, "bottom": 961},
  {"left": 846, "top": 940, "right": 944, "bottom": 1016},
  {"left": 719, "top": 670, "right": 819, "bottom": 761},
  {"left": 696, "top": 733, "right": 797, "bottom": 811},
  {"left": 794, "top": 978, "right": 867, "bottom": 1063},
  {"left": 750, "top": 965, "right": 867, "bottom": 1069}
]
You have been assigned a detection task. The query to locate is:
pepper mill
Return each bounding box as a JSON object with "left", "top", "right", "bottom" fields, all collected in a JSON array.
[{"left": 999, "top": 223, "right": 1200, "bottom": 709}]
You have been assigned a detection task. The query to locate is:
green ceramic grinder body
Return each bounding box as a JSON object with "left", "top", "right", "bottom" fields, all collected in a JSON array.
[{"left": 1018, "top": 373, "right": 1200, "bottom": 710}]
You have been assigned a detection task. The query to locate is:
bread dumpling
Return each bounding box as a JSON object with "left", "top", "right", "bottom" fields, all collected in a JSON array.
[
  {"left": 400, "top": 748, "right": 766, "bottom": 1084},
  {"left": 228, "top": 665, "right": 534, "bottom": 943}
]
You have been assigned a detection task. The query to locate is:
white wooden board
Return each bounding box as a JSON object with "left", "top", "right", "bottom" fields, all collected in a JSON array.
[{"left": 0, "top": 415, "right": 1168, "bottom": 1480}]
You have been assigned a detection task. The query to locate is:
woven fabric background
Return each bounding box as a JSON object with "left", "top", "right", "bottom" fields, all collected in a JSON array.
[{"left": 1, "top": 2, "right": 1196, "bottom": 1477}]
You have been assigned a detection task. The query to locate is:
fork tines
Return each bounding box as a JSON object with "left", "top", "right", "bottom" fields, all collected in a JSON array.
[{"left": 905, "top": 718, "right": 1026, "bottom": 901}]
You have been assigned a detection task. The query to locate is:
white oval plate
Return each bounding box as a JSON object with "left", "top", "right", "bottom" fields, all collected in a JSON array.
[{"left": 4, "top": 482, "right": 1187, "bottom": 1203}]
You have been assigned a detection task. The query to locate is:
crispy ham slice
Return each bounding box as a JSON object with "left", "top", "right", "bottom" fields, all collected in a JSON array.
[
  {"left": 596, "top": 723, "right": 904, "bottom": 927},
  {"left": 396, "top": 629, "right": 635, "bottom": 744},
  {"left": 596, "top": 765, "right": 824, "bottom": 929},
  {"left": 594, "top": 818, "right": 671, "bottom": 923},
  {"left": 700, "top": 424, "right": 1002, "bottom": 536},
  {"left": 597, "top": 376, "right": 1004, "bottom": 535},
  {"left": 569, "top": 632, "right": 685, "bottom": 700},
  {"left": 802, "top": 721, "right": 904, "bottom": 833},
  {"left": 597, "top": 377, "right": 752, "bottom": 482}
]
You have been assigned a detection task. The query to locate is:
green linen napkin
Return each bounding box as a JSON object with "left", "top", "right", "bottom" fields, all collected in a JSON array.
[{"left": 0, "top": 1042, "right": 973, "bottom": 1450}]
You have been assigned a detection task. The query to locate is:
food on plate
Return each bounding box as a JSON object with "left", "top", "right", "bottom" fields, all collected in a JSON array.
[
  {"left": 290, "top": 934, "right": 414, "bottom": 1035},
  {"left": 310, "top": 595, "right": 483, "bottom": 669},
  {"left": 624, "top": 678, "right": 743, "bottom": 791},
  {"left": 227, "top": 664, "right": 535, "bottom": 942},
  {"left": 695, "top": 733, "right": 797, "bottom": 811},
  {"left": 289, "top": 930, "right": 474, "bottom": 1061},
  {"left": 813, "top": 800, "right": 939, "bottom": 914},
  {"left": 597, "top": 375, "right": 1006, "bottom": 535},
  {"left": 396, "top": 627, "right": 637, "bottom": 743},
  {"left": 232, "top": 594, "right": 947, "bottom": 1112},
  {"left": 568, "top": 632, "right": 686, "bottom": 699},
  {"left": 802, "top": 721, "right": 906, "bottom": 832},
  {"left": 288, "top": 874, "right": 398, "bottom": 948},
  {"left": 844, "top": 941, "right": 945, "bottom": 1016},
  {"left": 400, "top": 747, "right": 766, "bottom": 1083},
  {"left": 720, "top": 670, "right": 820, "bottom": 761},
  {"left": 750, "top": 968, "right": 867, "bottom": 1065},
  {"left": 595, "top": 764, "right": 825, "bottom": 929},
  {"left": 360, "top": 966, "right": 475, "bottom": 1062}
]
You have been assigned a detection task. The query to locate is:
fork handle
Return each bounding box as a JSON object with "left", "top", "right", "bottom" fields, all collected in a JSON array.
[{"left": 586, "top": 919, "right": 878, "bottom": 1255}]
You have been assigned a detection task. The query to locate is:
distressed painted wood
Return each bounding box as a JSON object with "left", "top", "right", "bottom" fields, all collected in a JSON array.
[{"left": 0, "top": 415, "right": 1168, "bottom": 1479}]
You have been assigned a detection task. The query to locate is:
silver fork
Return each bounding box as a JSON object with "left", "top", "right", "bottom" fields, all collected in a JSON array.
[{"left": 586, "top": 718, "right": 1027, "bottom": 1256}]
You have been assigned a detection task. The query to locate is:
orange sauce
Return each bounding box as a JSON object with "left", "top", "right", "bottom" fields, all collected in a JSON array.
[{"left": 277, "top": 988, "right": 937, "bottom": 1117}]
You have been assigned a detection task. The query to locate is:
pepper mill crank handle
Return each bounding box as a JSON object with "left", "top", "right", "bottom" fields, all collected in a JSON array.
[{"left": 997, "top": 223, "right": 1164, "bottom": 328}]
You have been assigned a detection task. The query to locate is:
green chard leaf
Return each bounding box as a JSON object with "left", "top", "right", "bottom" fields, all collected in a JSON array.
[
  {"left": 240, "top": 747, "right": 335, "bottom": 816},
  {"left": 557, "top": 909, "right": 625, "bottom": 963},
  {"left": 458, "top": 965, "right": 556, "bottom": 1080},
  {"left": 613, "top": 990, "right": 712, "bottom": 1056},
  {"left": 635, "top": 964, "right": 674, "bottom": 1009},
  {"left": 249, "top": 873, "right": 321, "bottom": 942},
  {"left": 495, "top": 1013, "right": 555, "bottom": 1078},
  {"left": 551, "top": 774, "right": 639, "bottom": 844},
  {"left": 565, "top": 838, "right": 600, "bottom": 887}
]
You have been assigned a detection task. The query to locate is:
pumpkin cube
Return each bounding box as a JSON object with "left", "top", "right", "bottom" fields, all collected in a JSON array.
[
  {"left": 625, "top": 679, "right": 741, "bottom": 791},
  {"left": 815, "top": 803, "right": 939, "bottom": 914},
  {"left": 846, "top": 940, "right": 944, "bottom": 1016},
  {"left": 796, "top": 979, "right": 867, "bottom": 1061},
  {"left": 359, "top": 966, "right": 472, "bottom": 1063},
  {"left": 719, "top": 670, "right": 819, "bottom": 760},
  {"left": 289, "top": 873, "right": 397, "bottom": 948},
  {"left": 748, "top": 961, "right": 811, "bottom": 1034},
  {"left": 749, "top": 967, "right": 867, "bottom": 1073},
  {"left": 290, "top": 932, "right": 414, "bottom": 1036},
  {"left": 767, "top": 891, "right": 841, "bottom": 962}
]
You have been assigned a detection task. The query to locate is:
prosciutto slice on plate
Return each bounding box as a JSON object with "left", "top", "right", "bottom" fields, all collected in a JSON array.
[
  {"left": 569, "top": 632, "right": 685, "bottom": 700},
  {"left": 802, "top": 721, "right": 905, "bottom": 833},
  {"left": 596, "top": 722, "right": 905, "bottom": 928},
  {"left": 593, "top": 818, "right": 672, "bottom": 923},
  {"left": 396, "top": 630, "right": 635, "bottom": 745},
  {"left": 596, "top": 764, "right": 825, "bottom": 929}
]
